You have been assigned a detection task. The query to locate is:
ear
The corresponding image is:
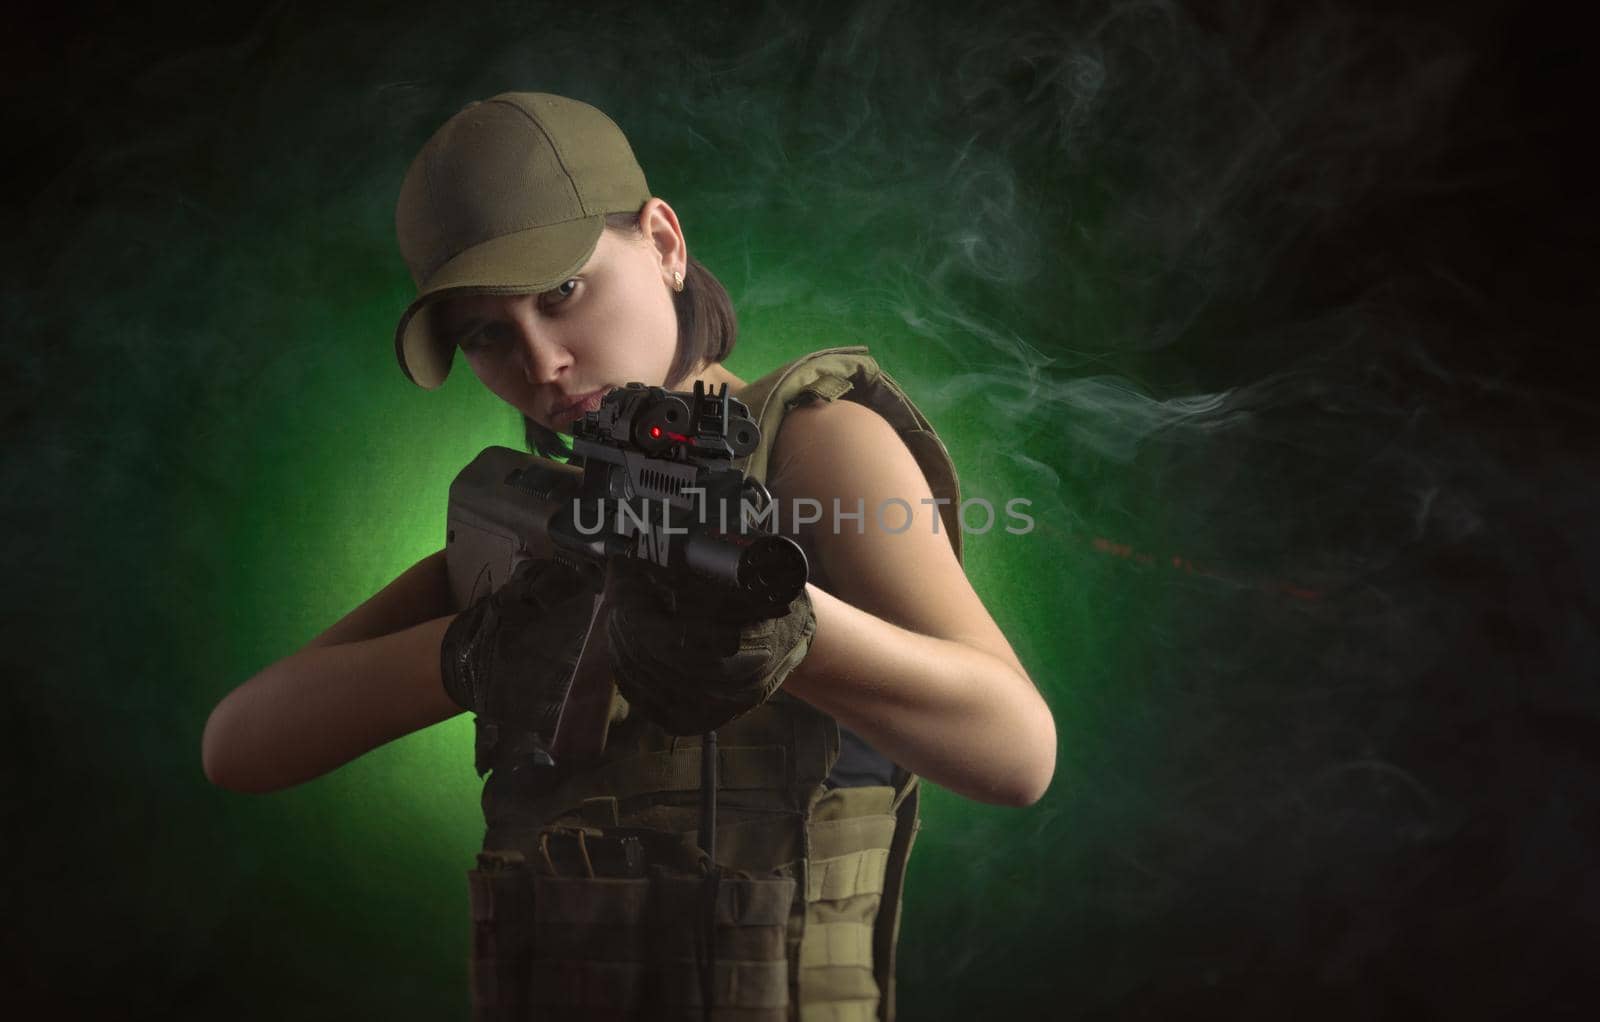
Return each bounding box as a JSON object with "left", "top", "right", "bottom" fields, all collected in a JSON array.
[{"left": 637, "top": 197, "right": 687, "bottom": 282}]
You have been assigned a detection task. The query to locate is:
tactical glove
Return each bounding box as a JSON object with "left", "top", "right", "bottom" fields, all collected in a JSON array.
[
  {"left": 604, "top": 561, "right": 816, "bottom": 736},
  {"left": 440, "top": 557, "right": 594, "bottom": 771}
]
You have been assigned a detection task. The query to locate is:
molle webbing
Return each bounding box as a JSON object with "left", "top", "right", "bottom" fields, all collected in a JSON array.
[
  {"left": 793, "top": 782, "right": 917, "bottom": 1022},
  {"left": 530, "top": 873, "right": 795, "bottom": 1018},
  {"left": 485, "top": 744, "right": 789, "bottom": 848},
  {"left": 470, "top": 858, "right": 796, "bottom": 1020},
  {"left": 483, "top": 695, "right": 840, "bottom": 853}
]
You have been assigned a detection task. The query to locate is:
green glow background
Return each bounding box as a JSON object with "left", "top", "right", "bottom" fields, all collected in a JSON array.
[{"left": 6, "top": 0, "right": 1596, "bottom": 1017}]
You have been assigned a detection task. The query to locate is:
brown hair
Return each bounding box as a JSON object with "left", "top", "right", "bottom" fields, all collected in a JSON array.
[{"left": 523, "top": 210, "right": 739, "bottom": 459}]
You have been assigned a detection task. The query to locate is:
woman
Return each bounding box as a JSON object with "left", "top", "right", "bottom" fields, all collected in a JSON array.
[{"left": 203, "top": 92, "right": 1055, "bottom": 1020}]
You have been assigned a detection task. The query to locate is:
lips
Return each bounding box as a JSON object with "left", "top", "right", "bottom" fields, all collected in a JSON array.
[{"left": 551, "top": 388, "right": 609, "bottom": 425}]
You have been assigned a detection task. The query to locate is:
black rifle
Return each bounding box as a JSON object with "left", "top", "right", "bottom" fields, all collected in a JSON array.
[{"left": 443, "top": 380, "right": 808, "bottom": 765}]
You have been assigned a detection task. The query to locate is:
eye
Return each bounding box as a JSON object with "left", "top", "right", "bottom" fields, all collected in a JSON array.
[
  {"left": 458, "top": 322, "right": 509, "bottom": 354},
  {"left": 541, "top": 278, "right": 580, "bottom": 308}
]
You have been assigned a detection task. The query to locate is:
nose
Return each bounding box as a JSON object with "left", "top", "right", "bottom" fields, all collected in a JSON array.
[{"left": 508, "top": 304, "right": 571, "bottom": 386}]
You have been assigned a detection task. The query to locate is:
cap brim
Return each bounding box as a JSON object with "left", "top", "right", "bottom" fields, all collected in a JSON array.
[{"left": 394, "top": 214, "right": 606, "bottom": 389}]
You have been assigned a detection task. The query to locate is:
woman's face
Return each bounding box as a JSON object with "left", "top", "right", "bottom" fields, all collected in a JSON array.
[{"left": 436, "top": 201, "right": 687, "bottom": 433}]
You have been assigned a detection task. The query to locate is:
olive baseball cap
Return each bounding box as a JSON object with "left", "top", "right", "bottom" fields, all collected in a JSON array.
[{"left": 393, "top": 92, "right": 651, "bottom": 389}]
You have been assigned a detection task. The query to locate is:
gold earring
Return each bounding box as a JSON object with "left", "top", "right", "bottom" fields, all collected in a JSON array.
[{"left": 672, "top": 270, "right": 684, "bottom": 293}]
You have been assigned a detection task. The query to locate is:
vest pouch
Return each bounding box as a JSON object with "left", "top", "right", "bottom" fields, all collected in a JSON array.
[
  {"left": 646, "top": 870, "right": 796, "bottom": 1021},
  {"left": 797, "top": 785, "right": 906, "bottom": 1022},
  {"left": 520, "top": 840, "right": 795, "bottom": 1020},
  {"left": 467, "top": 851, "right": 538, "bottom": 1022},
  {"left": 530, "top": 872, "right": 653, "bottom": 1018}
]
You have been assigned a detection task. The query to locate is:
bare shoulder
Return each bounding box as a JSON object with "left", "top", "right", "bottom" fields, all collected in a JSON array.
[
  {"left": 768, "top": 396, "right": 939, "bottom": 539},
  {"left": 768, "top": 397, "right": 1027, "bottom": 676},
  {"left": 768, "top": 395, "right": 910, "bottom": 488}
]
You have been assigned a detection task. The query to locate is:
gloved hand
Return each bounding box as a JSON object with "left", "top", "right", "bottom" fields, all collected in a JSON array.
[
  {"left": 440, "top": 557, "right": 595, "bottom": 772},
  {"left": 604, "top": 561, "right": 816, "bottom": 736}
]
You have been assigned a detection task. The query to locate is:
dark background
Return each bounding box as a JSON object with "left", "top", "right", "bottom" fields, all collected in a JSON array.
[{"left": 4, "top": 0, "right": 1595, "bottom": 1018}]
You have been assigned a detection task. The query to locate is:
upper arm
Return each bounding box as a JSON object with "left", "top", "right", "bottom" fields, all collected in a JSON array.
[
  {"left": 767, "top": 398, "right": 1029, "bottom": 679},
  {"left": 304, "top": 548, "right": 456, "bottom": 649}
]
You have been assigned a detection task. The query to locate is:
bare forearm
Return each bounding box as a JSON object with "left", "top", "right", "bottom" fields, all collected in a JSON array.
[
  {"left": 202, "top": 616, "right": 461, "bottom": 793},
  {"left": 782, "top": 585, "right": 1056, "bottom": 807}
]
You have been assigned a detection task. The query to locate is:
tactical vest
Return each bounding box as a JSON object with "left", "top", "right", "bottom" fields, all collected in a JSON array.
[{"left": 467, "top": 346, "right": 963, "bottom": 1021}]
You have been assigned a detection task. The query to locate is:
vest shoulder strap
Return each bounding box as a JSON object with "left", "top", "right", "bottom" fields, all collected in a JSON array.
[{"left": 734, "top": 345, "right": 965, "bottom": 563}]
